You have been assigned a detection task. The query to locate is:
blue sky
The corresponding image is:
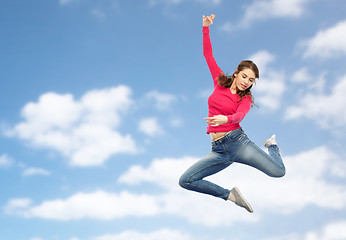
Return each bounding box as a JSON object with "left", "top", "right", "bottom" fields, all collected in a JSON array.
[{"left": 1, "top": 0, "right": 346, "bottom": 239}]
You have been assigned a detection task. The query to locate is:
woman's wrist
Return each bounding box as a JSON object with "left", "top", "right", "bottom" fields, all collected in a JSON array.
[{"left": 226, "top": 115, "right": 233, "bottom": 124}]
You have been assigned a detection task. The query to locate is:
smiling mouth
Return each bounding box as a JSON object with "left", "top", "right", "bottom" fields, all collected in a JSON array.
[{"left": 241, "top": 84, "right": 247, "bottom": 89}]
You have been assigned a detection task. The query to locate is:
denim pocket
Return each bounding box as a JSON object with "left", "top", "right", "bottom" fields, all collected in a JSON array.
[
  {"left": 211, "top": 142, "right": 216, "bottom": 151},
  {"left": 211, "top": 142, "right": 220, "bottom": 152},
  {"left": 211, "top": 141, "right": 224, "bottom": 153},
  {"left": 225, "top": 129, "right": 244, "bottom": 142}
]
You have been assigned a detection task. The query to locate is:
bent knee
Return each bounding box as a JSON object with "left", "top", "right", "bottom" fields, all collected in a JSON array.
[
  {"left": 178, "top": 175, "right": 189, "bottom": 189},
  {"left": 272, "top": 167, "right": 286, "bottom": 178},
  {"left": 179, "top": 174, "right": 191, "bottom": 189}
]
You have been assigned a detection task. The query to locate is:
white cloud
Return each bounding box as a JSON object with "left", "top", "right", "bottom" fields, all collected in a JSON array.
[
  {"left": 219, "top": 21, "right": 234, "bottom": 32},
  {"left": 285, "top": 74, "right": 346, "bottom": 129},
  {"left": 4, "top": 86, "right": 137, "bottom": 167},
  {"left": 252, "top": 146, "right": 346, "bottom": 213},
  {"left": 250, "top": 51, "right": 286, "bottom": 110},
  {"left": 119, "top": 156, "right": 258, "bottom": 226},
  {"left": 4, "top": 198, "right": 32, "bottom": 215},
  {"left": 169, "top": 118, "right": 183, "bottom": 127},
  {"left": 253, "top": 71, "right": 285, "bottom": 110},
  {"left": 22, "top": 167, "right": 51, "bottom": 177},
  {"left": 0, "top": 154, "right": 13, "bottom": 168},
  {"left": 291, "top": 68, "right": 326, "bottom": 93},
  {"left": 292, "top": 67, "right": 311, "bottom": 83},
  {"left": 4, "top": 191, "right": 160, "bottom": 220},
  {"left": 263, "top": 220, "right": 346, "bottom": 240},
  {"left": 250, "top": 50, "right": 275, "bottom": 73},
  {"left": 91, "top": 229, "right": 193, "bottom": 240},
  {"left": 118, "top": 156, "right": 195, "bottom": 188},
  {"left": 224, "top": 0, "right": 311, "bottom": 31},
  {"left": 138, "top": 117, "right": 164, "bottom": 136},
  {"left": 145, "top": 90, "right": 177, "bottom": 111},
  {"left": 6, "top": 147, "right": 346, "bottom": 226},
  {"left": 300, "top": 20, "right": 346, "bottom": 59},
  {"left": 119, "top": 146, "right": 346, "bottom": 222}
]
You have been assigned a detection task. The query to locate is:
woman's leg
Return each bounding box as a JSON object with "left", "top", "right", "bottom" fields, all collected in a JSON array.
[
  {"left": 233, "top": 135, "right": 286, "bottom": 177},
  {"left": 179, "top": 151, "right": 232, "bottom": 200}
]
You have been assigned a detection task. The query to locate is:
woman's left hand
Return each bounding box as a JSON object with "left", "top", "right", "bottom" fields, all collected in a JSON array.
[
  {"left": 203, "top": 14, "right": 215, "bottom": 27},
  {"left": 204, "top": 115, "right": 228, "bottom": 126}
]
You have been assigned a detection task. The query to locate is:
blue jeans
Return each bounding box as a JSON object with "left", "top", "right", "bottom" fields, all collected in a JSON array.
[{"left": 179, "top": 128, "right": 285, "bottom": 200}]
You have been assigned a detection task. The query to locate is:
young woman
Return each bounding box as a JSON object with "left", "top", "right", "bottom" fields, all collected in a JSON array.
[{"left": 179, "top": 14, "right": 286, "bottom": 213}]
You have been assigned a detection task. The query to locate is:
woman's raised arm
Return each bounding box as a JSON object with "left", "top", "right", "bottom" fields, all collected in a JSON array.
[{"left": 203, "top": 14, "right": 222, "bottom": 85}]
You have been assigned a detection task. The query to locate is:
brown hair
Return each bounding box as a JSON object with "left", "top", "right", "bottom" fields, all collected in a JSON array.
[{"left": 217, "top": 60, "right": 259, "bottom": 106}]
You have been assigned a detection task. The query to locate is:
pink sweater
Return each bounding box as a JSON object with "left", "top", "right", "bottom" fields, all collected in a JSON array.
[{"left": 203, "top": 26, "right": 252, "bottom": 134}]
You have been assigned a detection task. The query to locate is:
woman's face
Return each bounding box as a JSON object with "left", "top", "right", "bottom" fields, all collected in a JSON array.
[{"left": 234, "top": 68, "right": 256, "bottom": 91}]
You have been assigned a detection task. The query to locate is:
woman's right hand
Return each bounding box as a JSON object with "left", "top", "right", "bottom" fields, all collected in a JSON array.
[{"left": 203, "top": 14, "right": 215, "bottom": 27}]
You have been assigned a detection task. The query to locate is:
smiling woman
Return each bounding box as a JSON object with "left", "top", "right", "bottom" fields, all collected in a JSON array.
[{"left": 179, "top": 14, "right": 286, "bottom": 213}]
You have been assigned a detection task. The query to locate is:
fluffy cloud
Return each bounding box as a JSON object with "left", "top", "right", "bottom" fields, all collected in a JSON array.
[
  {"left": 138, "top": 117, "right": 164, "bottom": 137},
  {"left": 119, "top": 156, "right": 258, "bottom": 226},
  {"left": 4, "top": 86, "right": 137, "bottom": 167},
  {"left": 5, "top": 147, "right": 346, "bottom": 226},
  {"left": 291, "top": 67, "right": 326, "bottom": 94},
  {"left": 145, "top": 90, "right": 177, "bottom": 111},
  {"left": 222, "top": 0, "right": 311, "bottom": 31},
  {"left": 291, "top": 67, "right": 312, "bottom": 83},
  {"left": 22, "top": 167, "right": 51, "bottom": 177},
  {"left": 300, "top": 20, "right": 346, "bottom": 59},
  {"left": 91, "top": 229, "right": 193, "bottom": 240},
  {"left": 251, "top": 146, "right": 346, "bottom": 213},
  {"left": 118, "top": 156, "right": 196, "bottom": 188},
  {"left": 250, "top": 51, "right": 286, "bottom": 110},
  {"left": 285, "top": 74, "right": 346, "bottom": 129},
  {"left": 119, "top": 147, "right": 346, "bottom": 220},
  {"left": 169, "top": 118, "right": 183, "bottom": 127},
  {"left": 263, "top": 220, "right": 346, "bottom": 240},
  {"left": 4, "top": 198, "right": 32, "bottom": 216},
  {"left": 4, "top": 191, "right": 160, "bottom": 220},
  {"left": 0, "top": 154, "right": 13, "bottom": 168}
]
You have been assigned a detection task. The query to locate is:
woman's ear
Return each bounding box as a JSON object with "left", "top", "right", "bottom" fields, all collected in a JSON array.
[{"left": 233, "top": 69, "right": 239, "bottom": 77}]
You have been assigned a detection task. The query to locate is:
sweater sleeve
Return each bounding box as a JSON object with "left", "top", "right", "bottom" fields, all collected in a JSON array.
[
  {"left": 226, "top": 97, "right": 252, "bottom": 124},
  {"left": 203, "top": 26, "right": 222, "bottom": 86}
]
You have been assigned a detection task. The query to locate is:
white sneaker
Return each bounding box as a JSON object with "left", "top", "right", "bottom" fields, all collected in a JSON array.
[
  {"left": 264, "top": 134, "right": 277, "bottom": 148},
  {"left": 229, "top": 187, "right": 253, "bottom": 213}
]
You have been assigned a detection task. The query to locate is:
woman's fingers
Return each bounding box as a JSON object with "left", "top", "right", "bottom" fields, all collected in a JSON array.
[
  {"left": 202, "top": 14, "right": 215, "bottom": 21},
  {"left": 204, "top": 115, "right": 226, "bottom": 126},
  {"left": 204, "top": 117, "right": 217, "bottom": 124},
  {"left": 204, "top": 117, "right": 214, "bottom": 121}
]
